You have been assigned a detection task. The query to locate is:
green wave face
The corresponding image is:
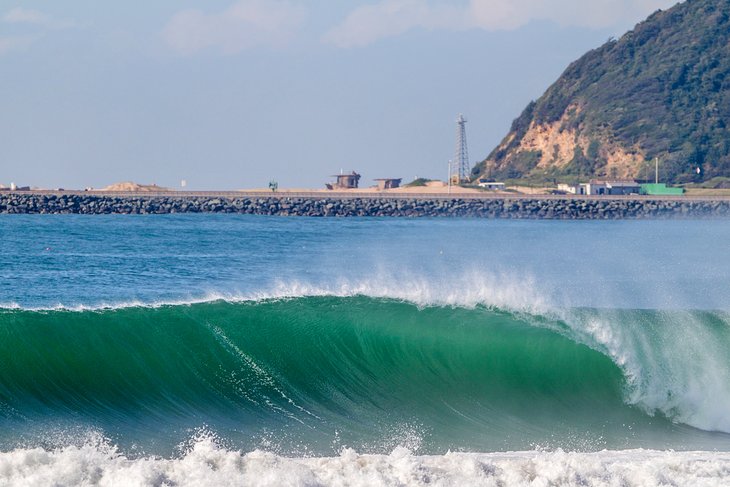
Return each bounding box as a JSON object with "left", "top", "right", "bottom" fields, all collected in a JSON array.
[{"left": 0, "top": 297, "right": 728, "bottom": 455}]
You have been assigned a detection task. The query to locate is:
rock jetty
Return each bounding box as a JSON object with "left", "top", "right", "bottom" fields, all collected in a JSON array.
[{"left": 1, "top": 193, "right": 729, "bottom": 219}]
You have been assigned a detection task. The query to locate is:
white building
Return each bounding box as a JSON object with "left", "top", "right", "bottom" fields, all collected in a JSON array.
[
  {"left": 557, "top": 183, "right": 587, "bottom": 195},
  {"left": 584, "top": 180, "right": 640, "bottom": 196},
  {"left": 478, "top": 180, "right": 506, "bottom": 190},
  {"left": 558, "top": 180, "right": 640, "bottom": 196}
]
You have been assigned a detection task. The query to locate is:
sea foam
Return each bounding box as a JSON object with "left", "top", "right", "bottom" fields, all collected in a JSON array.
[{"left": 1, "top": 438, "right": 729, "bottom": 487}]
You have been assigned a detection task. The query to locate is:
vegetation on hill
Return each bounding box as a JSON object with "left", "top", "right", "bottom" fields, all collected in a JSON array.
[{"left": 474, "top": 0, "right": 730, "bottom": 184}]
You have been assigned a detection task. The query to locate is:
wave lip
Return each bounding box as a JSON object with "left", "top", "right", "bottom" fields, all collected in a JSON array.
[
  {"left": 0, "top": 270, "right": 551, "bottom": 314},
  {"left": 2, "top": 439, "right": 730, "bottom": 487}
]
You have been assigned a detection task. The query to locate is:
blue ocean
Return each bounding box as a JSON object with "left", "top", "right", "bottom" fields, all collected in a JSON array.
[{"left": 1, "top": 215, "right": 730, "bottom": 485}]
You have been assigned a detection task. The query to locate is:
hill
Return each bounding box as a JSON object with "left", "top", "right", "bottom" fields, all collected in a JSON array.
[{"left": 474, "top": 0, "right": 730, "bottom": 184}]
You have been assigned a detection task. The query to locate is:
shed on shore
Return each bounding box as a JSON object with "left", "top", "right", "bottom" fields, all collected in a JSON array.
[
  {"left": 374, "top": 178, "right": 402, "bottom": 190},
  {"left": 327, "top": 172, "right": 361, "bottom": 190}
]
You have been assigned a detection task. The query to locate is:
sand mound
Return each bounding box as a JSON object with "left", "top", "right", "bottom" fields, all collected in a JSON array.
[{"left": 98, "top": 182, "right": 170, "bottom": 192}]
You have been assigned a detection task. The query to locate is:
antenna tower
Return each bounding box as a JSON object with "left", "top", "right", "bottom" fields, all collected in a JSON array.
[{"left": 453, "top": 114, "right": 470, "bottom": 183}]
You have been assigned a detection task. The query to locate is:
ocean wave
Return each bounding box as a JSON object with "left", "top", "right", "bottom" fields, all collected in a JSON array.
[
  {"left": 12, "top": 275, "right": 720, "bottom": 439},
  {"left": 1, "top": 296, "right": 729, "bottom": 455}
]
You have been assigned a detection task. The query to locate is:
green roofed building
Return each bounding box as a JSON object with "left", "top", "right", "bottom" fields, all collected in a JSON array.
[{"left": 640, "top": 184, "right": 685, "bottom": 196}]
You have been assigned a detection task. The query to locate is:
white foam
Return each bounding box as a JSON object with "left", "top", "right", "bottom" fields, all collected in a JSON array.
[{"left": 1, "top": 439, "right": 729, "bottom": 487}]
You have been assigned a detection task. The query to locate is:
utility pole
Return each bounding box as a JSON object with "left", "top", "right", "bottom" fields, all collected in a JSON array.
[
  {"left": 655, "top": 157, "right": 659, "bottom": 184},
  {"left": 448, "top": 160, "right": 453, "bottom": 194}
]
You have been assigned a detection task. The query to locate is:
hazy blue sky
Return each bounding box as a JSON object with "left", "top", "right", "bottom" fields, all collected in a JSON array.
[{"left": 1, "top": 0, "right": 677, "bottom": 190}]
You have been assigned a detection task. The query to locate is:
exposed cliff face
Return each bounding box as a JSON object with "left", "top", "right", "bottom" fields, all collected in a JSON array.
[
  {"left": 483, "top": 104, "right": 645, "bottom": 180},
  {"left": 476, "top": 0, "right": 730, "bottom": 183}
]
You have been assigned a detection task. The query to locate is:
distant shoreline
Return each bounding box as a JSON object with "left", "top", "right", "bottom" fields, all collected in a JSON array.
[{"left": 2, "top": 188, "right": 730, "bottom": 202}]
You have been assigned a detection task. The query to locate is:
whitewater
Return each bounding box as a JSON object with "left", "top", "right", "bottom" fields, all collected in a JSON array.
[{"left": 1, "top": 214, "right": 730, "bottom": 486}]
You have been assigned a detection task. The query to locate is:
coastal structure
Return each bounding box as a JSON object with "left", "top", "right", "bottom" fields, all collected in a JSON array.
[
  {"left": 478, "top": 180, "right": 506, "bottom": 191},
  {"left": 1, "top": 192, "right": 726, "bottom": 219},
  {"left": 8, "top": 183, "right": 31, "bottom": 191},
  {"left": 558, "top": 180, "right": 687, "bottom": 196},
  {"left": 374, "top": 178, "right": 402, "bottom": 190},
  {"left": 326, "top": 171, "right": 361, "bottom": 190},
  {"left": 450, "top": 114, "right": 470, "bottom": 184},
  {"left": 557, "top": 183, "right": 586, "bottom": 195},
  {"left": 640, "top": 183, "right": 685, "bottom": 196},
  {"left": 583, "top": 180, "right": 641, "bottom": 196}
]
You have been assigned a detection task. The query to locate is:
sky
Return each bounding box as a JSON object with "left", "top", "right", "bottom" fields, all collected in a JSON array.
[{"left": 1, "top": 0, "right": 678, "bottom": 190}]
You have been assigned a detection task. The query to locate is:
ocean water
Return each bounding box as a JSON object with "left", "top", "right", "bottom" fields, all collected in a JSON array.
[{"left": 1, "top": 214, "right": 730, "bottom": 486}]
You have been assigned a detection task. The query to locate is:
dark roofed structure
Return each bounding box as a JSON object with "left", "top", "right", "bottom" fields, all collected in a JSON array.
[
  {"left": 374, "top": 178, "right": 402, "bottom": 190},
  {"left": 326, "top": 171, "right": 361, "bottom": 190}
]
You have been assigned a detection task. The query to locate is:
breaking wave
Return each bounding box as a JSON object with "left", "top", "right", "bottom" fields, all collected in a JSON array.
[{"left": 1, "top": 295, "right": 729, "bottom": 458}]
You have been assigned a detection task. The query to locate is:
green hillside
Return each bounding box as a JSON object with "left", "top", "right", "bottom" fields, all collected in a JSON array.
[{"left": 475, "top": 0, "right": 730, "bottom": 184}]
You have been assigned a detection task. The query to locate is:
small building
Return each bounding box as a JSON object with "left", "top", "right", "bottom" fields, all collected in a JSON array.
[
  {"left": 640, "top": 183, "right": 684, "bottom": 196},
  {"left": 326, "top": 171, "right": 361, "bottom": 190},
  {"left": 585, "top": 179, "right": 641, "bottom": 196},
  {"left": 557, "top": 183, "right": 588, "bottom": 195},
  {"left": 374, "top": 178, "right": 402, "bottom": 190},
  {"left": 478, "top": 180, "right": 506, "bottom": 190}
]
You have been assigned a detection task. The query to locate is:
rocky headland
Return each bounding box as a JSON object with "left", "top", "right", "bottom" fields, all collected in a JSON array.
[{"left": 475, "top": 0, "right": 730, "bottom": 184}]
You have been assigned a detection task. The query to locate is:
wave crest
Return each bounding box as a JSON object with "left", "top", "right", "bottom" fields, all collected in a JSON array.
[{"left": 0, "top": 270, "right": 550, "bottom": 314}]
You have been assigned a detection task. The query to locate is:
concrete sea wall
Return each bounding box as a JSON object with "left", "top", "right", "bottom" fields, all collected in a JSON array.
[{"left": 1, "top": 192, "right": 729, "bottom": 219}]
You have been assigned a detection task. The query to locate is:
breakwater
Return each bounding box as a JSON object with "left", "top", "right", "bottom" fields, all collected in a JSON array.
[{"left": 1, "top": 192, "right": 729, "bottom": 218}]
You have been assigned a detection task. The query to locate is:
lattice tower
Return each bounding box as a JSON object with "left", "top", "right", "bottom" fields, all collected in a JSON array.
[{"left": 454, "top": 114, "right": 470, "bottom": 183}]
